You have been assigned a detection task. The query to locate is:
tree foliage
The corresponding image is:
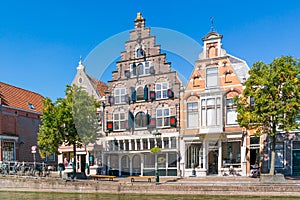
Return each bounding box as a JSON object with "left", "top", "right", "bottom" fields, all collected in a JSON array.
[
  {"left": 38, "top": 85, "right": 100, "bottom": 157},
  {"left": 234, "top": 56, "right": 300, "bottom": 175}
]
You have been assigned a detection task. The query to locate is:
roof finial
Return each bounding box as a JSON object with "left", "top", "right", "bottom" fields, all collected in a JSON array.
[
  {"left": 77, "top": 55, "right": 85, "bottom": 71},
  {"left": 79, "top": 55, "right": 83, "bottom": 65},
  {"left": 210, "top": 16, "right": 214, "bottom": 32}
]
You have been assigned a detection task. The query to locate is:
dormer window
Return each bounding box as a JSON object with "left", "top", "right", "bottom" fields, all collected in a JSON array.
[{"left": 28, "top": 103, "right": 35, "bottom": 110}]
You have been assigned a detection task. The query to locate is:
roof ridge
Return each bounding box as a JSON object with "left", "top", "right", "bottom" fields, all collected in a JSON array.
[{"left": 0, "top": 81, "right": 44, "bottom": 98}]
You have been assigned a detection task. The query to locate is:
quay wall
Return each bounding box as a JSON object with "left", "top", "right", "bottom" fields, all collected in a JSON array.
[{"left": 0, "top": 177, "right": 300, "bottom": 197}]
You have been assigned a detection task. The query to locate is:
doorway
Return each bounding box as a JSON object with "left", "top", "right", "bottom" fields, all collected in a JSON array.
[
  {"left": 80, "top": 155, "right": 86, "bottom": 173},
  {"left": 293, "top": 150, "right": 300, "bottom": 176},
  {"left": 208, "top": 150, "right": 218, "bottom": 174}
]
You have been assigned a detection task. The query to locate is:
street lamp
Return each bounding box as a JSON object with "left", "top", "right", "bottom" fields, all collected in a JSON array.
[{"left": 151, "top": 130, "right": 161, "bottom": 185}]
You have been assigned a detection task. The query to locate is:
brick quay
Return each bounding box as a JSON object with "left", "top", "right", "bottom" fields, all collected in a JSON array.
[{"left": 1, "top": 176, "right": 300, "bottom": 197}]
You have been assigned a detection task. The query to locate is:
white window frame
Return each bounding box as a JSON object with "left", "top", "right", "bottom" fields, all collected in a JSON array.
[
  {"left": 201, "top": 96, "right": 221, "bottom": 127},
  {"left": 206, "top": 67, "right": 218, "bottom": 88},
  {"left": 226, "top": 98, "right": 238, "bottom": 125},
  {"left": 130, "top": 61, "right": 151, "bottom": 77},
  {"left": 114, "top": 88, "right": 126, "bottom": 104},
  {"left": 156, "top": 108, "right": 170, "bottom": 128},
  {"left": 155, "top": 82, "right": 168, "bottom": 100},
  {"left": 187, "top": 102, "right": 199, "bottom": 128},
  {"left": 113, "top": 112, "right": 126, "bottom": 131}
]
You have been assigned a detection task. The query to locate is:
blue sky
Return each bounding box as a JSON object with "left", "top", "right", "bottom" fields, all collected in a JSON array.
[{"left": 1, "top": 1, "right": 300, "bottom": 100}]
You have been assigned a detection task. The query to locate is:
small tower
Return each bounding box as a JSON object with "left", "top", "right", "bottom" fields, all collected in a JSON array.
[
  {"left": 134, "top": 12, "right": 145, "bottom": 29},
  {"left": 202, "top": 31, "right": 223, "bottom": 59}
]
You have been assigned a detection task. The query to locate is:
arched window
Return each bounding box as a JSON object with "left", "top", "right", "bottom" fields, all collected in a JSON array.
[
  {"left": 208, "top": 46, "right": 217, "bottom": 58},
  {"left": 136, "top": 86, "right": 144, "bottom": 101},
  {"left": 137, "top": 63, "right": 144, "bottom": 76},
  {"left": 135, "top": 112, "right": 148, "bottom": 128},
  {"left": 136, "top": 47, "right": 145, "bottom": 58},
  {"left": 225, "top": 70, "right": 233, "bottom": 83}
]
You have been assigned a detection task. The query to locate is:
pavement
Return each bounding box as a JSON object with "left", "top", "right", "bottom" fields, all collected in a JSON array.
[{"left": 101, "top": 175, "right": 300, "bottom": 184}]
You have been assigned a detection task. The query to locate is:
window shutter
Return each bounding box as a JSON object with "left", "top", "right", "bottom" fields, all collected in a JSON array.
[
  {"left": 132, "top": 62, "right": 137, "bottom": 76},
  {"left": 149, "top": 91, "right": 156, "bottom": 101},
  {"left": 170, "top": 116, "right": 177, "bottom": 127},
  {"left": 149, "top": 118, "right": 156, "bottom": 128},
  {"left": 150, "top": 66, "right": 155, "bottom": 75},
  {"left": 125, "top": 120, "right": 130, "bottom": 130},
  {"left": 107, "top": 121, "right": 113, "bottom": 131},
  {"left": 124, "top": 70, "right": 130, "bottom": 78},
  {"left": 143, "top": 85, "right": 148, "bottom": 101},
  {"left": 108, "top": 96, "right": 114, "bottom": 106},
  {"left": 167, "top": 89, "right": 174, "bottom": 98},
  {"left": 131, "top": 90, "right": 136, "bottom": 103},
  {"left": 128, "top": 111, "right": 134, "bottom": 129},
  {"left": 125, "top": 94, "right": 130, "bottom": 104}
]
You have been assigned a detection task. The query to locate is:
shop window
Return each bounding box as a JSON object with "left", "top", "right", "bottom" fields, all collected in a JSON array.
[
  {"left": 144, "top": 153, "right": 155, "bottom": 168},
  {"left": 168, "top": 152, "right": 177, "bottom": 167},
  {"left": 2, "top": 141, "right": 15, "bottom": 161},
  {"left": 222, "top": 141, "right": 241, "bottom": 167},
  {"left": 185, "top": 143, "right": 203, "bottom": 169},
  {"left": 270, "top": 142, "right": 284, "bottom": 168}
]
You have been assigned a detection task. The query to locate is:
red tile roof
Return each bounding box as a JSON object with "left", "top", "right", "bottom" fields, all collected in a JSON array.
[
  {"left": 88, "top": 76, "right": 108, "bottom": 97},
  {"left": 0, "top": 82, "right": 44, "bottom": 113}
]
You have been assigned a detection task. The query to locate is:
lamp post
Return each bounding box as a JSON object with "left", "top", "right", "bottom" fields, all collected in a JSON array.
[{"left": 151, "top": 130, "right": 161, "bottom": 185}]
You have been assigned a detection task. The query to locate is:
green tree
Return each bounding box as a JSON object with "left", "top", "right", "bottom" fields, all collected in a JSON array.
[
  {"left": 235, "top": 56, "right": 300, "bottom": 175},
  {"left": 38, "top": 85, "right": 100, "bottom": 178}
]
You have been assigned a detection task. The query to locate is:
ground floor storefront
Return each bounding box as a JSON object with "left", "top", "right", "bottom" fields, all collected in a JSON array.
[
  {"left": 57, "top": 142, "right": 103, "bottom": 175},
  {"left": 56, "top": 131, "right": 300, "bottom": 177},
  {"left": 101, "top": 133, "right": 179, "bottom": 177},
  {"left": 260, "top": 131, "right": 300, "bottom": 176},
  {"left": 180, "top": 133, "right": 247, "bottom": 177}
]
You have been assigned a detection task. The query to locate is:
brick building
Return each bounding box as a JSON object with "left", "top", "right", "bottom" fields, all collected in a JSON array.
[
  {"left": 0, "top": 82, "right": 45, "bottom": 163},
  {"left": 102, "top": 13, "right": 183, "bottom": 176},
  {"left": 180, "top": 30, "right": 251, "bottom": 176}
]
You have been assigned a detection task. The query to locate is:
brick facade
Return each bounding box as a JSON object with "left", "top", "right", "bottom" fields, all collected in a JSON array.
[
  {"left": 102, "top": 13, "right": 183, "bottom": 177},
  {"left": 0, "top": 82, "right": 44, "bottom": 163},
  {"left": 179, "top": 31, "right": 251, "bottom": 176}
]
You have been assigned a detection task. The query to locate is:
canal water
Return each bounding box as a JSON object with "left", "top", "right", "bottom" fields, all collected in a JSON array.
[{"left": 0, "top": 191, "right": 297, "bottom": 200}]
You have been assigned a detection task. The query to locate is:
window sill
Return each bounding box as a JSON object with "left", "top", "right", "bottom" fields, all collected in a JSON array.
[
  {"left": 225, "top": 124, "right": 239, "bottom": 127},
  {"left": 112, "top": 129, "right": 126, "bottom": 132},
  {"left": 134, "top": 127, "right": 148, "bottom": 131},
  {"left": 155, "top": 97, "right": 169, "bottom": 100},
  {"left": 186, "top": 127, "right": 199, "bottom": 130}
]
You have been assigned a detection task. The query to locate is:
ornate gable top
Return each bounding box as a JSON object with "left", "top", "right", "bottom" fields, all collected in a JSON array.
[{"left": 202, "top": 31, "right": 223, "bottom": 41}]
